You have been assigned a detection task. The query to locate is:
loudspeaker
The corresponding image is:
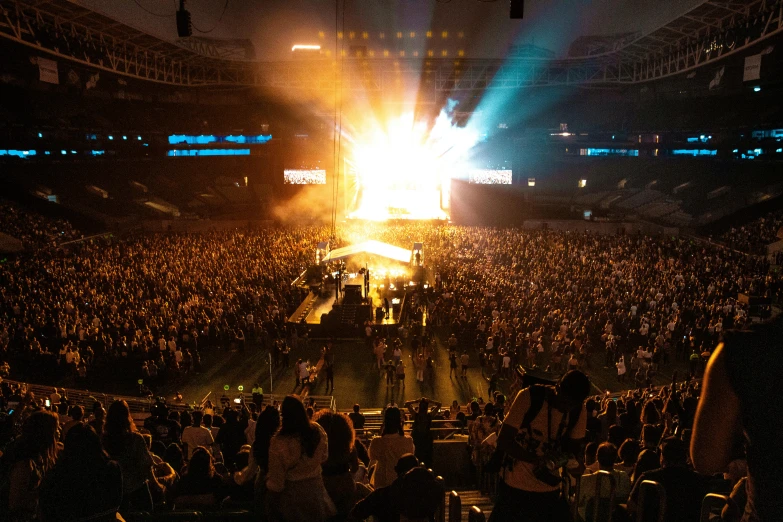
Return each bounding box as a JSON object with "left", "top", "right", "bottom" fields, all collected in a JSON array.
[
  {"left": 510, "top": 0, "right": 524, "bottom": 19},
  {"left": 176, "top": 2, "right": 192, "bottom": 37}
]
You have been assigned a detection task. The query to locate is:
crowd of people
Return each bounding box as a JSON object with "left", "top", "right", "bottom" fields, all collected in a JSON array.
[
  {"left": 0, "top": 201, "right": 80, "bottom": 249},
  {"left": 0, "top": 226, "right": 321, "bottom": 392},
  {"left": 1, "top": 207, "right": 783, "bottom": 520},
  {"left": 717, "top": 208, "right": 783, "bottom": 255},
  {"left": 0, "top": 384, "right": 447, "bottom": 522}
]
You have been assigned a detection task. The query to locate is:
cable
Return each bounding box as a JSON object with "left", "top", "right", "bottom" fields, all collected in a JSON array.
[
  {"left": 193, "top": 0, "right": 229, "bottom": 34},
  {"left": 331, "top": 0, "right": 346, "bottom": 240},
  {"left": 132, "top": 0, "right": 176, "bottom": 17}
]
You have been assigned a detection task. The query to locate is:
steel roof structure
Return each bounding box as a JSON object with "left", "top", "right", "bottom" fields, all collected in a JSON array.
[{"left": 0, "top": 0, "right": 780, "bottom": 89}]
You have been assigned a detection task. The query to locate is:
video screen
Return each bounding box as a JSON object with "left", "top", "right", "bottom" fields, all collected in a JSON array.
[
  {"left": 469, "top": 169, "right": 512, "bottom": 185},
  {"left": 284, "top": 169, "right": 327, "bottom": 185}
]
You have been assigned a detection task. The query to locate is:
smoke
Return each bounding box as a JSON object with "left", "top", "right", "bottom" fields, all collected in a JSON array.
[{"left": 271, "top": 186, "right": 334, "bottom": 225}]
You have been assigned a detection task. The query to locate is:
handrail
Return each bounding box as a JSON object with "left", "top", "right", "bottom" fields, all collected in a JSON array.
[
  {"left": 436, "top": 476, "right": 445, "bottom": 522},
  {"left": 637, "top": 480, "right": 666, "bottom": 522},
  {"left": 448, "top": 491, "right": 462, "bottom": 522},
  {"left": 467, "top": 506, "right": 486, "bottom": 522},
  {"left": 700, "top": 493, "right": 734, "bottom": 522},
  {"left": 58, "top": 231, "right": 113, "bottom": 246},
  {"left": 199, "top": 391, "right": 212, "bottom": 409}
]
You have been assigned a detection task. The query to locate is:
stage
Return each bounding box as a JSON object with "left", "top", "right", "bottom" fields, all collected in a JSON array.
[{"left": 290, "top": 292, "right": 403, "bottom": 327}]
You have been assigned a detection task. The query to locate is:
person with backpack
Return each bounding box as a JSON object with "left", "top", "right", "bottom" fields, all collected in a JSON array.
[{"left": 489, "top": 370, "right": 591, "bottom": 522}]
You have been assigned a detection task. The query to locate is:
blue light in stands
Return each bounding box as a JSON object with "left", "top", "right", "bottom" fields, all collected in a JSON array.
[
  {"left": 122, "top": 136, "right": 127, "bottom": 140},
  {"left": 168, "top": 134, "right": 272, "bottom": 145},
  {"left": 137, "top": 136, "right": 142, "bottom": 140},
  {"left": 671, "top": 149, "right": 717, "bottom": 156},
  {"left": 90, "top": 150, "right": 105, "bottom": 156},
  {"left": 108, "top": 136, "right": 114, "bottom": 140},
  {"left": 169, "top": 134, "right": 217, "bottom": 145},
  {"left": 0, "top": 150, "right": 36, "bottom": 158},
  {"left": 61, "top": 150, "right": 67, "bottom": 155},
  {"left": 167, "top": 149, "right": 251, "bottom": 157},
  {"left": 754, "top": 86, "right": 761, "bottom": 92},
  {"left": 224, "top": 135, "right": 273, "bottom": 144},
  {"left": 38, "top": 132, "right": 43, "bottom": 138},
  {"left": 579, "top": 148, "right": 639, "bottom": 157}
]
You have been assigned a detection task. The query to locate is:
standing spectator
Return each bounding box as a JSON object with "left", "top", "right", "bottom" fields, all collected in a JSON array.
[
  {"left": 181, "top": 411, "right": 214, "bottom": 460},
  {"left": 103, "top": 400, "right": 163, "bottom": 512},
  {"left": 314, "top": 410, "right": 357, "bottom": 520},
  {"left": 3, "top": 411, "right": 59, "bottom": 521},
  {"left": 406, "top": 398, "right": 441, "bottom": 469},
  {"left": 266, "top": 396, "right": 335, "bottom": 521},
  {"left": 349, "top": 404, "right": 366, "bottom": 433},
  {"left": 460, "top": 351, "right": 470, "bottom": 378},
  {"left": 39, "top": 423, "right": 123, "bottom": 522},
  {"left": 234, "top": 406, "right": 280, "bottom": 513},
  {"left": 368, "top": 406, "right": 415, "bottom": 489},
  {"left": 489, "top": 371, "right": 590, "bottom": 522},
  {"left": 215, "top": 409, "right": 247, "bottom": 470}
]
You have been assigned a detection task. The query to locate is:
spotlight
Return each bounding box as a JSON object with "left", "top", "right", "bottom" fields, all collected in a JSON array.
[{"left": 510, "top": 0, "right": 524, "bottom": 19}]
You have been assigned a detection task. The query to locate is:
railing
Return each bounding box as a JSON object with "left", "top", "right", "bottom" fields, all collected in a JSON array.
[
  {"left": 700, "top": 493, "right": 734, "bottom": 522},
  {"left": 448, "top": 491, "right": 462, "bottom": 522},
  {"left": 4, "top": 380, "right": 337, "bottom": 416},
  {"left": 467, "top": 506, "right": 486, "bottom": 522},
  {"left": 3, "top": 378, "right": 156, "bottom": 414},
  {"left": 357, "top": 418, "right": 469, "bottom": 440}
]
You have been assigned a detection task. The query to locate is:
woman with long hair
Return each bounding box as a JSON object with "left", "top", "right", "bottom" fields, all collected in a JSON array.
[
  {"left": 39, "top": 423, "right": 123, "bottom": 522},
  {"left": 314, "top": 410, "right": 357, "bottom": 521},
  {"left": 597, "top": 399, "right": 617, "bottom": 442},
  {"left": 103, "top": 400, "right": 163, "bottom": 511},
  {"left": 3, "top": 411, "right": 59, "bottom": 521},
  {"left": 172, "top": 447, "right": 226, "bottom": 507},
  {"left": 234, "top": 405, "right": 280, "bottom": 517},
  {"left": 265, "top": 396, "right": 335, "bottom": 521},
  {"left": 368, "top": 406, "right": 415, "bottom": 489}
]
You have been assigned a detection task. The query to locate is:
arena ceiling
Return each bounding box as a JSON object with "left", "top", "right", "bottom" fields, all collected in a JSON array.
[{"left": 0, "top": 0, "right": 781, "bottom": 88}]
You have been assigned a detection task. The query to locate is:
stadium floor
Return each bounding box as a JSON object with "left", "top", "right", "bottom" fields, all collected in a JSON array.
[{"left": 168, "top": 337, "right": 694, "bottom": 410}]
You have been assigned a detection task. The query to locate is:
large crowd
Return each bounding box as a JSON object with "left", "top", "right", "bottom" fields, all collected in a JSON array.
[
  {"left": 717, "top": 208, "right": 783, "bottom": 255},
  {"left": 0, "top": 201, "right": 80, "bottom": 249},
  {"left": 0, "top": 206, "right": 782, "bottom": 520}
]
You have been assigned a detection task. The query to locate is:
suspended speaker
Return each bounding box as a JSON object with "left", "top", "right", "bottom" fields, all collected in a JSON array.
[{"left": 510, "top": 0, "right": 524, "bottom": 19}]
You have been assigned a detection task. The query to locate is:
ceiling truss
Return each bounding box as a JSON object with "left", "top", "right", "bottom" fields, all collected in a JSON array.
[{"left": 0, "top": 0, "right": 780, "bottom": 90}]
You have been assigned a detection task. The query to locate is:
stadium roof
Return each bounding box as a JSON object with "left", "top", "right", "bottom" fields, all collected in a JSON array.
[{"left": 1, "top": 0, "right": 779, "bottom": 87}]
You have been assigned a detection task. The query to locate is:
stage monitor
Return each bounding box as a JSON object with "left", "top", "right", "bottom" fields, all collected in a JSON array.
[
  {"left": 469, "top": 169, "right": 512, "bottom": 185},
  {"left": 284, "top": 169, "right": 326, "bottom": 185}
]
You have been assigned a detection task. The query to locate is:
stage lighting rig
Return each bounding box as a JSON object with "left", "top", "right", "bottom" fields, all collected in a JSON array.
[{"left": 176, "top": 0, "right": 192, "bottom": 37}]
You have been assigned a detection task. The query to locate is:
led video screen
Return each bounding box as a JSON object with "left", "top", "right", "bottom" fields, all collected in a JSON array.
[
  {"left": 284, "top": 169, "right": 327, "bottom": 185},
  {"left": 469, "top": 169, "right": 512, "bottom": 185}
]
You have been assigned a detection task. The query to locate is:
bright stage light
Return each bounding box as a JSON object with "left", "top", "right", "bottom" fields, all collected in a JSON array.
[
  {"left": 292, "top": 44, "right": 321, "bottom": 51},
  {"left": 347, "top": 111, "right": 478, "bottom": 221}
]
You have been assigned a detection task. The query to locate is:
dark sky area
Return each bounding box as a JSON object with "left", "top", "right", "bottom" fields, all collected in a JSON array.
[{"left": 74, "top": 0, "right": 702, "bottom": 60}]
